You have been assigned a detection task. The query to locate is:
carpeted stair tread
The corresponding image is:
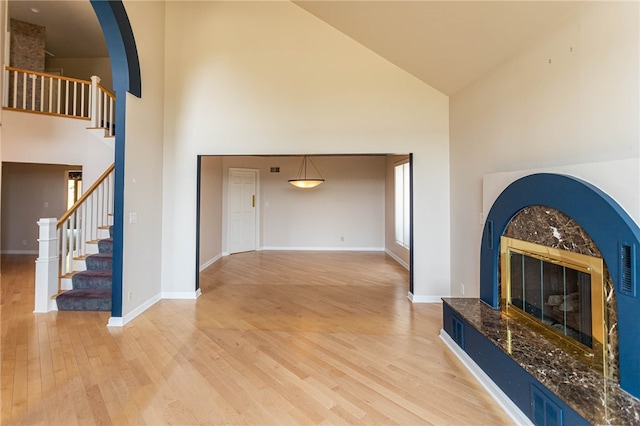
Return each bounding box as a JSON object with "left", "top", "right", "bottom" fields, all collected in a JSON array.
[
  {"left": 72, "top": 270, "right": 112, "bottom": 290},
  {"left": 98, "top": 238, "right": 113, "bottom": 253},
  {"left": 86, "top": 252, "right": 113, "bottom": 271},
  {"left": 57, "top": 233, "right": 114, "bottom": 312},
  {"left": 56, "top": 289, "right": 111, "bottom": 311}
]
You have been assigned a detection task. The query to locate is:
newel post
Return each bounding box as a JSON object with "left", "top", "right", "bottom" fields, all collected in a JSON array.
[
  {"left": 34, "top": 218, "right": 59, "bottom": 313},
  {"left": 90, "top": 75, "right": 101, "bottom": 128}
]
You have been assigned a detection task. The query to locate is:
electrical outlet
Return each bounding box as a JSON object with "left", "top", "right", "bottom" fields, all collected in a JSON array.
[
  {"left": 129, "top": 212, "right": 137, "bottom": 224},
  {"left": 460, "top": 283, "right": 465, "bottom": 295},
  {"left": 127, "top": 291, "right": 132, "bottom": 301},
  {"left": 21, "top": 239, "right": 27, "bottom": 246},
  {"left": 340, "top": 236, "right": 344, "bottom": 242}
]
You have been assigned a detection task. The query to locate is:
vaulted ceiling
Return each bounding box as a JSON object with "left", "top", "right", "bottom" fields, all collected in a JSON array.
[
  {"left": 8, "top": 0, "right": 583, "bottom": 95},
  {"left": 8, "top": 0, "right": 108, "bottom": 58},
  {"left": 294, "top": 1, "right": 582, "bottom": 95}
]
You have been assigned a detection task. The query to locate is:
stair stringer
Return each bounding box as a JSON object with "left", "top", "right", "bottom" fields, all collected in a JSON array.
[{"left": 86, "top": 127, "right": 115, "bottom": 149}]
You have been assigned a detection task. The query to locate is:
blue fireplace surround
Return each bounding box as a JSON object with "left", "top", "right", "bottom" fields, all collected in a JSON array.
[{"left": 443, "top": 173, "right": 640, "bottom": 424}]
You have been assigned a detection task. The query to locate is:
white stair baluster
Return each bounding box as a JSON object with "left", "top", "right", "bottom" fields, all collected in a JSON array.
[
  {"left": 12, "top": 70, "right": 17, "bottom": 108},
  {"left": 21, "top": 72, "right": 27, "bottom": 109},
  {"left": 72, "top": 81, "right": 77, "bottom": 116},
  {"left": 48, "top": 77, "right": 53, "bottom": 113},
  {"left": 40, "top": 75, "right": 44, "bottom": 112}
]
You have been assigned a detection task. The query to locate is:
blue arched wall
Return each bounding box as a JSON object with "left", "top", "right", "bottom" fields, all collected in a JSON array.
[
  {"left": 90, "top": 0, "right": 141, "bottom": 318},
  {"left": 480, "top": 173, "right": 640, "bottom": 398}
]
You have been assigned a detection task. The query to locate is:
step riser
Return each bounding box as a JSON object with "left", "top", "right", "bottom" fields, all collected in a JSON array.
[
  {"left": 60, "top": 277, "right": 73, "bottom": 290},
  {"left": 72, "top": 272, "right": 112, "bottom": 290},
  {"left": 56, "top": 289, "right": 111, "bottom": 311},
  {"left": 72, "top": 278, "right": 112, "bottom": 290},
  {"left": 86, "top": 254, "right": 112, "bottom": 271},
  {"left": 74, "top": 259, "right": 87, "bottom": 271},
  {"left": 98, "top": 239, "right": 113, "bottom": 253}
]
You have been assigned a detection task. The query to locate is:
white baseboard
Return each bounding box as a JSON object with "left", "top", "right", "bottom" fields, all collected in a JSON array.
[
  {"left": 2, "top": 250, "right": 38, "bottom": 255},
  {"left": 161, "top": 289, "right": 201, "bottom": 300},
  {"left": 35, "top": 298, "right": 58, "bottom": 313},
  {"left": 439, "top": 330, "right": 532, "bottom": 426},
  {"left": 385, "top": 249, "right": 409, "bottom": 270},
  {"left": 107, "top": 316, "right": 123, "bottom": 327},
  {"left": 109, "top": 289, "right": 202, "bottom": 327},
  {"left": 200, "top": 254, "right": 222, "bottom": 271},
  {"left": 261, "top": 246, "right": 385, "bottom": 252},
  {"left": 407, "top": 292, "right": 444, "bottom": 303},
  {"left": 108, "top": 293, "right": 162, "bottom": 327}
]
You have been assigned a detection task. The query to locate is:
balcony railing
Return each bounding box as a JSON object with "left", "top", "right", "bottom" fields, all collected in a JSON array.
[{"left": 4, "top": 67, "right": 115, "bottom": 136}]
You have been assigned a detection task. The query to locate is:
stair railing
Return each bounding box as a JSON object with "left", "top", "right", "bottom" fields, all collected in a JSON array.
[
  {"left": 58, "top": 163, "right": 115, "bottom": 279},
  {"left": 34, "top": 164, "right": 115, "bottom": 313},
  {"left": 90, "top": 76, "right": 116, "bottom": 137},
  {"left": 4, "top": 67, "right": 115, "bottom": 135}
]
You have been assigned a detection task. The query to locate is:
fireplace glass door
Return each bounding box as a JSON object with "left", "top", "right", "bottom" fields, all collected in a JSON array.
[
  {"left": 509, "top": 252, "right": 593, "bottom": 347},
  {"left": 501, "top": 237, "right": 606, "bottom": 373}
]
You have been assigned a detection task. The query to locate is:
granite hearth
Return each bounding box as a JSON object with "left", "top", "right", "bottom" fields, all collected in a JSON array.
[{"left": 442, "top": 298, "right": 639, "bottom": 425}]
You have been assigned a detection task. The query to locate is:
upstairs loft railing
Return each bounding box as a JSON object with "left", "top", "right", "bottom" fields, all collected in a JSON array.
[
  {"left": 57, "top": 163, "right": 115, "bottom": 283},
  {"left": 4, "top": 66, "right": 116, "bottom": 136}
]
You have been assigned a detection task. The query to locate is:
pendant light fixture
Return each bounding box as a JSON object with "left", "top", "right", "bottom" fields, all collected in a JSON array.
[{"left": 288, "top": 155, "right": 325, "bottom": 188}]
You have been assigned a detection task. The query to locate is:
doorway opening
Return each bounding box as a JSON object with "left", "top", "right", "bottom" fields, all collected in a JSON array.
[{"left": 195, "top": 154, "right": 413, "bottom": 293}]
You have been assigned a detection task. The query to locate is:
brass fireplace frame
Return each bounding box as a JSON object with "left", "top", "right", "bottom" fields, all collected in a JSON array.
[{"left": 500, "top": 236, "right": 607, "bottom": 376}]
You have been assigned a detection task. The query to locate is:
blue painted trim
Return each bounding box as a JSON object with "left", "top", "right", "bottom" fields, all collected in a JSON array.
[
  {"left": 90, "top": 1, "right": 141, "bottom": 97},
  {"left": 90, "top": 0, "right": 142, "bottom": 318},
  {"left": 195, "top": 156, "right": 202, "bottom": 291},
  {"left": 480, "top": 173, "right": 640, "bottom": 399},
  {"left": 409, "top": 153, "right": 414, "bottom": 294},
  {"left": 443, "top": 303, "right": 589, "bottom": 425}
]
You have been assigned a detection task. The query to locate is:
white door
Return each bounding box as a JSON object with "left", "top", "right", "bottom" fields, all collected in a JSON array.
[{"left": 228, "top": 169, "right": 258, "bottom": 254}]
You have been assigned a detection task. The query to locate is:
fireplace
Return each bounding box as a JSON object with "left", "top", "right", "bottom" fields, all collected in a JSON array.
[
  {"left": 442, "top": 173, "right": 640, "bottom": 425},
  {"left": 500, "top": 235, "right": 607, "bottom": 376}
]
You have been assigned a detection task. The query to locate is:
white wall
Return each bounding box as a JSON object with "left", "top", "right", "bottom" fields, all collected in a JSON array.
[
  {"left": 199, "top": 155, "right": 223, "bottom": 268},
  {"left": 219, "top": 155, "right": 385, "bottom": 252},
  {"left": 161, "top": 1, "right": 449, "bottom": 298},
  {"left": 2, "top": 110, "right": 113, "bottom": 188},
  {"left": 449, "top": 2, "right": 640, "bottom": 298},
  {"left": 120, "top": 0, "right": 165, "bottom": 316}
]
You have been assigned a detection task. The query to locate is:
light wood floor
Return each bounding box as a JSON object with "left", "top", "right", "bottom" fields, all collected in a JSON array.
[{"left": 1, "top": 252, "right": 513, "bottom": 425}]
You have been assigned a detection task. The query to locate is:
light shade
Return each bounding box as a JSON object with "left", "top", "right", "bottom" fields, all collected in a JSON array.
[
  {"left": 288, "top": 156, "right": 325, "bottom": 188},
  {"left": 288, "top": 179, "right": 324, "bottom": 188}
]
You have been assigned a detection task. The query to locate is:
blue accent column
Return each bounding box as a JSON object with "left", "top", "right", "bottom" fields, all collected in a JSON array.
[
  {"left": 480, "top": 173, "right": 640, "bottom": 399},
  {"left": 409, "top": 153, "right": 414, "bottom": 294},
  {"left": 195, "top": 156, "right": 202, "bottom": 291},
  {"left": 90, "top": 0, "right": 142, "bottom": 319}
]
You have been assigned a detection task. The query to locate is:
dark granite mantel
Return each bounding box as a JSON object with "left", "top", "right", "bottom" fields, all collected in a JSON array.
[{"left": 442, "top": 298, "right": 640, "bottom": 425}]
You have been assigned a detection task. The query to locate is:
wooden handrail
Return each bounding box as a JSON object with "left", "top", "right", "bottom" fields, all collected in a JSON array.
[
  {"left": 5, "top": 66, "right": 92, "bottom": 85},
  {"left": 1, "top": 107, "right": 91, "bottom": 120},
  {"left": 58, "top": 163, "right": 115, "bottom": 227},
  {"left": 97, "top": 83, "right": 115, "bottom": 100}
]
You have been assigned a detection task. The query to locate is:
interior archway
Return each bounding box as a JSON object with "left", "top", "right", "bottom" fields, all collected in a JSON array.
[{"left": 90, "top": 0, "right": 141, "bottom": 319}]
